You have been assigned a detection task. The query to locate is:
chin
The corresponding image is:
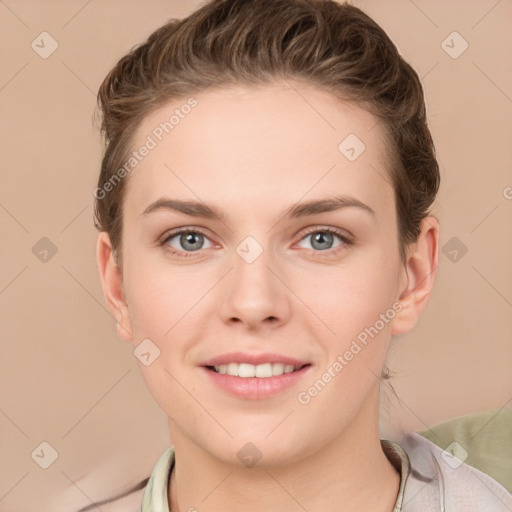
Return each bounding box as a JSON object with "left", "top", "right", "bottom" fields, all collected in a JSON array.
[{"left": 205, "top": 429, "right": 310, "bottom": 469}]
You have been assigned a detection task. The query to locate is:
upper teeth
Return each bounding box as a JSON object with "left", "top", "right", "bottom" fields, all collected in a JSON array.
[{"left": 213, "top": 363, "right": 300, "bottom": 378}]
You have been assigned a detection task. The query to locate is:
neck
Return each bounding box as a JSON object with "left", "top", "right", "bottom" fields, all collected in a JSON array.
[{"left": 168, "top": 387, "right": 400, "bottom": 512}]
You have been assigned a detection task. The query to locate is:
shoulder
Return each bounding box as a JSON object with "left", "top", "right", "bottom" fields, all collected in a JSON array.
[{"left": 398, "top": 431, "right": 512, "bottom": 511}]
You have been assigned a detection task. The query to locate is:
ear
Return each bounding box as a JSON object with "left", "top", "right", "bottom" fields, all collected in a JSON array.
[
  {"left": 391, "top": 216, "right": 439, "bottom": 335},
  {"left": 96, "top": 231, "right": 133, "bottom": 342}
]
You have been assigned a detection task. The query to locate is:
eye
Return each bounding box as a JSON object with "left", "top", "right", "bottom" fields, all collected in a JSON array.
[
  {"left": 297, "top": 227, "right": 352, "bottom": 253},
  {"left": 159, "top": 226, "right": 353, "bottom": 259},
  {"left": 161, "top": 228, "right": 214, "bottom": 257}
]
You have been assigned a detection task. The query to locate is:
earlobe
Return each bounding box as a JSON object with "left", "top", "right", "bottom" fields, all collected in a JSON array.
[
  {"left": 391, "top": 216, "right": 439, "bottom": 336},
  {"left": 96, "top": 232, "right": 133, "bottom": 342}
]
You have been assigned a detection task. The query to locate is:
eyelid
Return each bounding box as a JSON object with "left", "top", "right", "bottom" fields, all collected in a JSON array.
[
  {"left": 159, "top": 225, "right": 214, "bottom": 244},
  {"left": 297, "top": 225, "right": 354, "bottom": 242}
]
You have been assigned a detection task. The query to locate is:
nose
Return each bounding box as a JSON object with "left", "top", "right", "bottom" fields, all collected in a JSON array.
[{"left": 219, "top": 240, "right": 291, "bottom": 330}]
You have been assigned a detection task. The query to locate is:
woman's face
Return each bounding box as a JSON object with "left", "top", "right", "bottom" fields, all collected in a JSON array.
[{"left": 104, "top": 81, "right": 413, "bottom": 465}]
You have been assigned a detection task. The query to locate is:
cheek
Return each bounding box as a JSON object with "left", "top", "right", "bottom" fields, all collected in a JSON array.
[
  {"left": 292, "top": 262, "right": 398, "bottom": 423},
  {"left": 295, "top": 252, "right": 400, "bottom": 345},
  {"left": 122, "top": 255, "right": 215, "bottom": 401},
  {"left": 122, "top": 257, "right": 202, "bottom": 413},
  {"left": 123, "top": 254, "right": 206, "bottom": 341}
]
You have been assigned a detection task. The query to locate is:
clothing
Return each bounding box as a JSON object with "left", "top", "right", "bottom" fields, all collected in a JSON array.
[
  {"left": 141, "top": 431, "right": 512, "bottom": 511},
  {"left": 416, "top": 407, "right": 512, "bottom": 493}
]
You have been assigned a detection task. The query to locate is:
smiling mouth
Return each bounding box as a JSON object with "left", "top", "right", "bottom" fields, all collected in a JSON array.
[{"left": 206, "top": 362, "right": 310, "bottom": 378}]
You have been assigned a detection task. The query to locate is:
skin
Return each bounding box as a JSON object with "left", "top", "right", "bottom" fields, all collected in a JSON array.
[{"left": 97, "top": 80, "right": 439, "bottom": 512}]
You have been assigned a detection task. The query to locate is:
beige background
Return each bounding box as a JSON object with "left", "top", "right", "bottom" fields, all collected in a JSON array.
[{"left": 1, "top": 0, "right": 511, "bottom": 510}]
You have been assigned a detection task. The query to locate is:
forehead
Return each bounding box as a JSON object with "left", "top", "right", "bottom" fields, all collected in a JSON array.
[{"left": 123, "top": 81, "right": 394, "bottom": 223}]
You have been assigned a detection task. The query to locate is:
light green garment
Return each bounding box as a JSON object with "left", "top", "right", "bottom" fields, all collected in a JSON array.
[{"left": 417, "top": 407, "right": 512, "bottom": 493}]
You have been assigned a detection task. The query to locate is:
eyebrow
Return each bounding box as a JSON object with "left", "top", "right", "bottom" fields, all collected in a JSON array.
[{"left": 141, "top": 195, "right": 376, "bottom": 221}]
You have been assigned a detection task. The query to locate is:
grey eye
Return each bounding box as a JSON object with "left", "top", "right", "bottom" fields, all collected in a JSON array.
[
  {"left": 166, "top": 231, "right": 213, "bottom": 252},
  {"left": 298, "top": 231, "right": 344, "bottom": 251}
]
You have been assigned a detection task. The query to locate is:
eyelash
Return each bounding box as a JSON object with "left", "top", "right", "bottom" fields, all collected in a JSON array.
[{"left": 159, "top": 226, "right": 353, "bottom": 259}]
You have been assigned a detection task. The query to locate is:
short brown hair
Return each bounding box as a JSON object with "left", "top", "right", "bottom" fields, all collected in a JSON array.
[{"left": 94, "top": 0, "right": 440, "bottom": 267}]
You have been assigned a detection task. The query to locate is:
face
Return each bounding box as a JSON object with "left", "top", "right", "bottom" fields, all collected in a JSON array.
[{"left": 102, "top": 81, "right": 414, "bottom": 466}]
